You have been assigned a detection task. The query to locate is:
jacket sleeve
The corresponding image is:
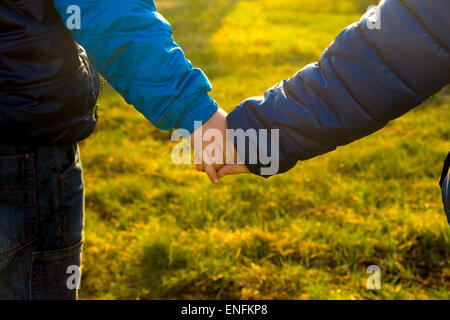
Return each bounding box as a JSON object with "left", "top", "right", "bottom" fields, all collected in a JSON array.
[
  {"left": 53, "top": 0, "right": 218, "bottom": 134},
  {"left": 227, "top": 0, "right": 450, "bottom": 176}
]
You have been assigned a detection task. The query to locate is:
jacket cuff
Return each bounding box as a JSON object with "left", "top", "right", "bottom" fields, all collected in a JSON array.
[
  {"left": 177, "top": 94, "right": 218, "bottom": 135},
  {"left": 226, "top": 108, "right": 266, "bottom": 177}
]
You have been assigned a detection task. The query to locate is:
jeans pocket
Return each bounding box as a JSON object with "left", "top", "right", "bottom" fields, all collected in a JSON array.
[
  {"left": 0, "top": 154, "right": 37, "bottom": 258},
  {"left": 58, "top": 145, "right": 81, "bottom": 180},
  {"left": 30, "top": 241, "right": 83, "bottom": 300}
]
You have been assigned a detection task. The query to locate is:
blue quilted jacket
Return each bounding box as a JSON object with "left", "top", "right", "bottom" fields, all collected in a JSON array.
[
  {"left": 53, "top": 0, "right": 218, "bottom": 134},
  {"left": 227, "top": 0, "right": 450, "bottom": 176}
]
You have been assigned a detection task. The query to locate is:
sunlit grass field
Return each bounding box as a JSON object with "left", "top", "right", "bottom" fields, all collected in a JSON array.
[{"left": 79, "top": 0, "right": 450, "bottom": 299}]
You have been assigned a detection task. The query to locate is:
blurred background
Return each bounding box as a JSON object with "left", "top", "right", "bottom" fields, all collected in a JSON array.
[{"left": 79, "top": 0, "right": 449, "bottom": 299}]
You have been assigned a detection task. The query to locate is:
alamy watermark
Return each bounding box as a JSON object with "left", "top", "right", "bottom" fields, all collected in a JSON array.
[
  {"left": 366, "top": 265, "right": 381, "bottom": 290},
  {"left": 66, "top": 265, "right": 82, "bottom": 290},
  {"left": 171, "top": 122, "right": 280, "bottom": 176},
  {"left": 366, "top": 5, "right": 381, "bottom": 30},
  {"left": 66, "top": 5, "right": 81, "bottom": 30}
]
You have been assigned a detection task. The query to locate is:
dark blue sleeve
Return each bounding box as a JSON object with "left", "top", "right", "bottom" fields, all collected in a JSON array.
[{"left": 227, "top": 0, "right": 450, "bottom": 176}]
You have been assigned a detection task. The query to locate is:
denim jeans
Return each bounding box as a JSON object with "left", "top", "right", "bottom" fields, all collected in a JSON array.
[{"left": 0, "top": 144, "right": 84, "bottom": 300}]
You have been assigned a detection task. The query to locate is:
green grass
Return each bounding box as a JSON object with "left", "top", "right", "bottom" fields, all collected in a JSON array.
[{"left": 78, "top": 0, "right": 450, "bottom": 299}]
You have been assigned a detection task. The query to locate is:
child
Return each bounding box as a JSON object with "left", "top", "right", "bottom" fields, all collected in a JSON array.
[
  {"left": 214, "top": 0, "right": 450, "bottom": 223},
  {"left": 0, "top": 0, "right": 224, "bottom": 299}
]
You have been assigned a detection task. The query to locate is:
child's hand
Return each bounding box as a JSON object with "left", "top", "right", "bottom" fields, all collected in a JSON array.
[
  {"left": 188, "top": 108, "right": 229, "bottom": 184},
  {"left": 191, "top": 108, "right": 250, "bottom": 183},
  {"left": 218, "top": 163, "right": 250, "bottom": 178}
]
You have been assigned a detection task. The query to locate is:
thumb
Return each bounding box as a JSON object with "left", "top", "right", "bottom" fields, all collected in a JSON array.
[{"left": 218, "top": 164, "right": 249, "bottom": 178}]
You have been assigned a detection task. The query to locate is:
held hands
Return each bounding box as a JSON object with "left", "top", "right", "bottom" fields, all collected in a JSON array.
[{"left": 188, "top": 108, "right": 249, "bottom": 184}]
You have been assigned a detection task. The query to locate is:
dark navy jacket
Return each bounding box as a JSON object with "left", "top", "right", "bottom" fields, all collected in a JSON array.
[
  {"left": 0, "top": 0, "right": 100, "bottom": 145},
  {"left": 227, "top": 0, "right": 450, "bottom": 176}
]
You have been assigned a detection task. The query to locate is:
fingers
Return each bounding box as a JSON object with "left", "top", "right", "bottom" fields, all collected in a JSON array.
[
  {"left": 196, "top": 163, "right": 250, "bottom": 181},
  {"left": 202, "top": 152, "right": 219, "bottom": 184},
  {"left": 203, "top": 163, "right": 219, "bottom": 184},
  {"left": 194, "top": 152, "right": 204, "bottom": 172},
  {"left": 218, "top": 164, "right": 250, "bottom": 178},
  {"left": 194, "top": 147, "right": 221, "bottom": 183},
  {"left": 195, "top": 150, "right": 250, "bottom": 181}
]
